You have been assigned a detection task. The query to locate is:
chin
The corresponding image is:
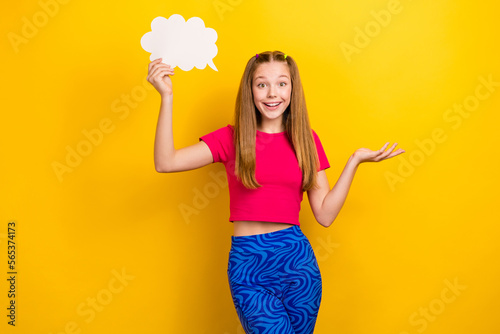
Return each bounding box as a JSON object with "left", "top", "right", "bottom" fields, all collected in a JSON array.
[
  {"left": 260, "top": 112, "right": 285, "bottom": 121},
  {"left": 258, "top": 106, "right": 286, "bottom": 118}
]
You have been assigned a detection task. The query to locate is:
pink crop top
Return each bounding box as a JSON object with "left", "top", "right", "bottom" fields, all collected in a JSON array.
[{"left": 199, "top": 124, "right": 330, "bottom": 226}]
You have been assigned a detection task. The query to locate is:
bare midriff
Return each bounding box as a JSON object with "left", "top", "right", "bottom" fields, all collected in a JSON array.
[{"left": 232, "top": 220, "right": 295, "bottom": 237}]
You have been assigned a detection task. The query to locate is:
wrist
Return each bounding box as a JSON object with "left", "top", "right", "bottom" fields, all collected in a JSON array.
[
  {"left": 160, "top": 93, "right": 173, "bottom": 102},
  {"left": 349, "top": 153, "right": 362, "bottom": 167}
]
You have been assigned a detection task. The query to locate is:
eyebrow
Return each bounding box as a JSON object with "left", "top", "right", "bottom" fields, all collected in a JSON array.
[{"left": 255, "top": 75, "right": 290, "bottom": 80}]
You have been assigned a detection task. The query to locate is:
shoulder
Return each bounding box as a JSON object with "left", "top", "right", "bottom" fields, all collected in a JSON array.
[
  {"left": 311, "top": 128, "right": 321, "bottom": 142},
  {"left": 221, "top": 124, "right": 234, "bottom": 139},
  {"left": 310, "top": 128, "right": 328, "bottom": 150},
  {"left": 219, "top": 123, "right": 234, "bottom": 134},
  {"left": 199, "top": 124, "right": 235, "bottom": 163},
  {"left": 202, "top": 124, "right": 233, "bottom": 137},
  {"left": 199, "top": 124, "right": 235, "bottom": 148}
]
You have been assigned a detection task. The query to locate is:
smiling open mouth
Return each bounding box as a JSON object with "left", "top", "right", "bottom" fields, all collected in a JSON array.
[{"left": 264, "top": 102, "right": 281, "bottom": 107}]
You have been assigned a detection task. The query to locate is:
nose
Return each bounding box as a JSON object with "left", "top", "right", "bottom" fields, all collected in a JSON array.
[{"left": 267, "top": 85, "right": 277, "bottom": 98}]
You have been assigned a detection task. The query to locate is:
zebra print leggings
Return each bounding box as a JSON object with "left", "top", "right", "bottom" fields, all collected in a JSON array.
[{"left": 228, "top": 225, "right": 322, "bottom": 334}]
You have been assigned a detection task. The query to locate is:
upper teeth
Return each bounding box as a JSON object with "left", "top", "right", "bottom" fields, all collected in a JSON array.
[{"left": 266, "top": 103, "right": 279, "bottom": 106}]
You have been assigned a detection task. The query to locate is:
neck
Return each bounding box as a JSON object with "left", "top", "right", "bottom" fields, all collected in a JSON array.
[{"left": 257, "top": 119, "right": 285, "bottom": 133}]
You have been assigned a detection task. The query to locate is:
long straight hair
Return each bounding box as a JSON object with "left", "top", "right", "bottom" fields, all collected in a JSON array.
[{"left": 233, "top": 51, "right": 320, "bottom": 192}]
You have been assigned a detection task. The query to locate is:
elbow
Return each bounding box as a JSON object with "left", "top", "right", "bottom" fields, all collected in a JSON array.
[
  {"left": 319, "top": 220, "right": 334, "bottom": 228},
  {"left": 155, "top": 162, "right": 172, "bottom": 173},
  {"left": 155, "top": 165, "right": 166, "bottom": 173},
  {"left": 155, "top": 152, "right": 176, "bottom": 173},
  {"left": 316, "top": 213, "right": 336, "bottom": 228}
]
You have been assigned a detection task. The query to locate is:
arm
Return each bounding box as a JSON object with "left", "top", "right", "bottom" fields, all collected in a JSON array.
[
  {"left": 148, "top": 58, "right": 213, "bottom": 173},
  {"left": 308, "top": 142, "right": 405, "bottom": 227}
]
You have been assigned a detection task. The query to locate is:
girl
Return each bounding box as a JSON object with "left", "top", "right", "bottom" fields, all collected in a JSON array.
[{"left": 147, "top": 50, "right": 404, "bottom": 333}]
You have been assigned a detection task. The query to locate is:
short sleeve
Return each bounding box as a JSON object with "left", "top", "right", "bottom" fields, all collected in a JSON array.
[
  {"left": 312, "top": 129, "right": 330, "bottom": 171},
  {"left": 199, "top": 124, "right": 233, "bottom": 163}
]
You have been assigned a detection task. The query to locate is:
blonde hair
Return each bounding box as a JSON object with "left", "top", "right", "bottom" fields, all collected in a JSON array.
[{"left": 233, "top": 50, "right": 320, "bottom": 192}]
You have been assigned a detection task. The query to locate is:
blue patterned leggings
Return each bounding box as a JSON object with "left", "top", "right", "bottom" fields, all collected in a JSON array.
[{"left": 227, "top": 225, "right": 322, "bottom": 334}]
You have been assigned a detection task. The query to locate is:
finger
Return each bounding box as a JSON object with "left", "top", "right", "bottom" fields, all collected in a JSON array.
[
  {"left": 148, "top": 67, "right": 173, "bottom": 83},
  {"left": 152, "top": 69, "right": 174, "bottom": 81},
  {"left": 148, "top": 68, "right": 172, "bottom": 84},
  {"left": 385, "top": 143, "right": 398, "bottom": 154},
  {"left": 378, "top": 142, "right": 394, "bottom": 156},
  {"left": 148, "top": 58, "right": 163, "bottom": 72},
  {"left": 153, "top": 64, "right": 173, "bottom": 75},
  {"left": 389, "top": 148, "right": 405, "bottom": 158},
  {"left": 377, "top": 143, "right": 398, "bottom": 160},
  {"left": 149, "top": 65, "right": 174, "bottom": 79},
  {"left": 158, "top": 70, "right": 175, "bottom": 83},
  {"left": 148, "top": 61, "right": 172, "bottom": 76},
  {"left": 383, "top": 148, "right": 405, "bottom": 160},
  {"left": 379, "top": 142, "right": 390, "bottom": 153},
  {"left": 149, "top": 62, "right": 170, "bottom": 73}
]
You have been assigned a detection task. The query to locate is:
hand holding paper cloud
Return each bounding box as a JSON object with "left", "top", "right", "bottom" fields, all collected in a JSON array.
[{"left": 141, "top": 14, "right": 218, "bottom": 71}]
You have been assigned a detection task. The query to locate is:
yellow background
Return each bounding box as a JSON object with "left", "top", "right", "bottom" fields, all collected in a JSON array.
[{"left": 1, "top": 0, "right": 499, "bottom": 333}]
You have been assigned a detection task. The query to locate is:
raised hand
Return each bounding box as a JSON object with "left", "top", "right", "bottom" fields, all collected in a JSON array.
[
  {"left": 352, "top": 142, "right": 405, "bottom": 164},
  {"left": 147, "top": 58, "right": 174, "bottom": 97}
]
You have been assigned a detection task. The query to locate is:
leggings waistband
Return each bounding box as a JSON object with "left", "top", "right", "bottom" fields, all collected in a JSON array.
[{"left": 230, "top": 225, "right": 307, "bottom": 253}]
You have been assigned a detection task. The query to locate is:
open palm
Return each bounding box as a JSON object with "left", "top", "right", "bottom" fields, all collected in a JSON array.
[{"left": 352, "top": 142, "right": 405, "bottom": 164}]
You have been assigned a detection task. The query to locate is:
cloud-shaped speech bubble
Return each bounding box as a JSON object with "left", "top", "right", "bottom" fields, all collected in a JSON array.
[{"left": 140, "top": 14, "right": 218, "bottom": 72}]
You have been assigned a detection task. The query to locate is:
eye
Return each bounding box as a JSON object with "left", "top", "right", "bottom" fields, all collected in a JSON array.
[
  {"left": 279, "top": 82, "right": 287, "bottom": 87},
  {"left": 257, "top": 83, "right": 266, "bottom": 88}
]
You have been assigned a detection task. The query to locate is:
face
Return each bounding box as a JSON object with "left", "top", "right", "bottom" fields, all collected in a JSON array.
[{"left": 252, "top": 61, "right": 292, "bottom": 126}]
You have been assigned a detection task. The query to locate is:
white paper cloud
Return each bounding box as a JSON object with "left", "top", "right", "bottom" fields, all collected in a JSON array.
[{"left": 140, "top": 14, "right": 218, "bottom": 71}]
